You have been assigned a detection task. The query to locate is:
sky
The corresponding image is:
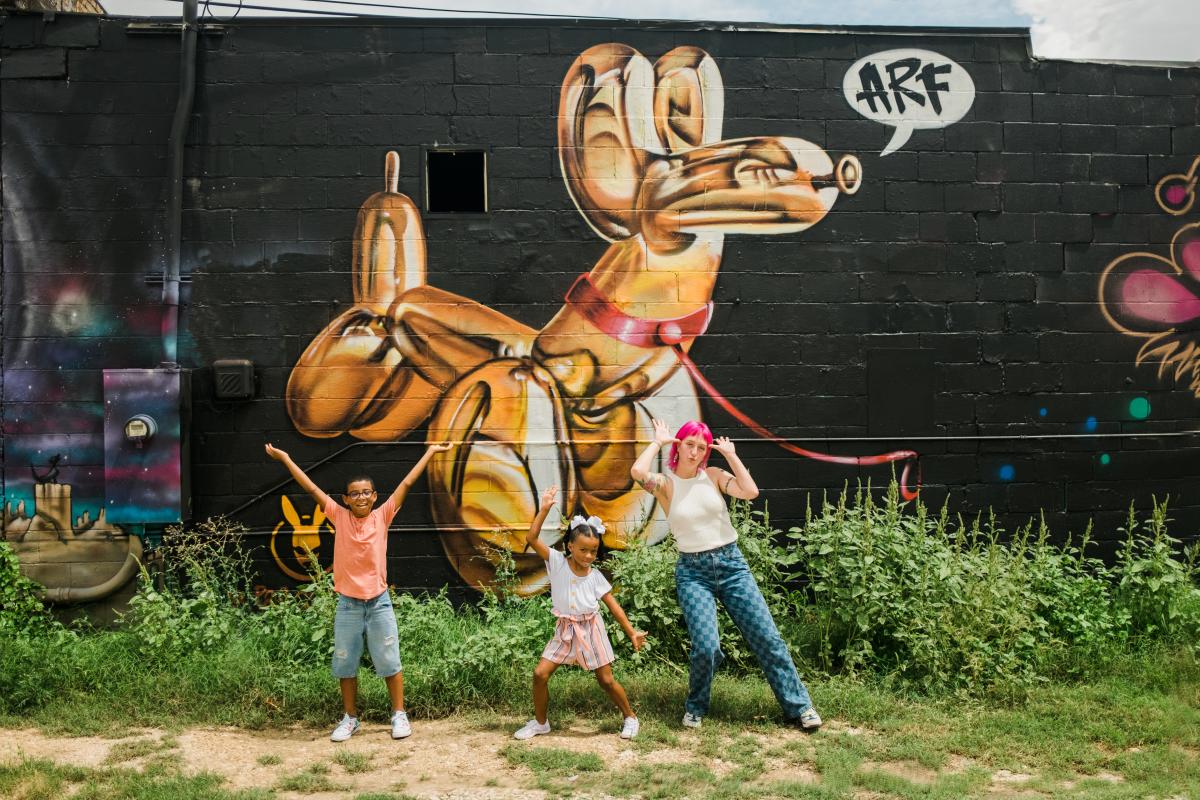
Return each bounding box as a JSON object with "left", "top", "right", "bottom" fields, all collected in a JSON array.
[{"left": 100, "top": 0, "right": 1200, "bottom": 64}]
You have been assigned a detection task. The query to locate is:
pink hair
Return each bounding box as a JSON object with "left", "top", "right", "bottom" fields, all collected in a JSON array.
[{"left": 669, "top": 420, "right": 713, "bottom": 470}]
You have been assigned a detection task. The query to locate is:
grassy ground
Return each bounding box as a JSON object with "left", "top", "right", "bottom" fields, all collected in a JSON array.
[{"left": 2, "top": 660, "right": 1197, "bottom": 800}]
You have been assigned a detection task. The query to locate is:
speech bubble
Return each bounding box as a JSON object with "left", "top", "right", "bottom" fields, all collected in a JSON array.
[{"left": 843, "top": 48, "right": 975, "bottom": 156}]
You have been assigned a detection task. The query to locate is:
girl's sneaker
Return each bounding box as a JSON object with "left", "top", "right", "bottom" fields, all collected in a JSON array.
[
  {"left": 681, "top": 712, "right": 702, "bottom": 729},
  {"left": 513, "top": 719, "right": 551, "bottom": 740},
  {"left": 391, "top": 710, "right": 412, "bottom": 739},
  {"left": 620, "top": 717, "right": 640, "bottom": 739},
  {"left": 330, "top": 714, "right": 359, "bottom": 742}
]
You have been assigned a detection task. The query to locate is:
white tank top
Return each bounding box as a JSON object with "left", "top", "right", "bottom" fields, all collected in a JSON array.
[{"left": 666, "top": 469, "right": 739, "bottom": 553}]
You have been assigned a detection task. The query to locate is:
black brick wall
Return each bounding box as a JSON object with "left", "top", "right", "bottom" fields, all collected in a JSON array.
[{"left": 4, "top": 12, "right": 1199, "bottom": 594}]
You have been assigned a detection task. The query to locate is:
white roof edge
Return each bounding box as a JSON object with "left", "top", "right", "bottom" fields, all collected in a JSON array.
[{"left": 1035, "top": 55, "right": 1200, "bottom": 69}]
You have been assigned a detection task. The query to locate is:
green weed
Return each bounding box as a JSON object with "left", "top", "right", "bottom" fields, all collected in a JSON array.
[
  {"left": 274, "top": 763, "right": 342, "bottom": 792},
  {"left": 103, "top": 735, "right": 178, "bottom": 765},
  {"left": 0, "top": 757, "right": 269, "bottom": 800},
  {"left": 332, "top": 749, "right": 372, "bottom": 773},
  {"left": 500, "top": 743, "right": 604, "bottom": 775}
]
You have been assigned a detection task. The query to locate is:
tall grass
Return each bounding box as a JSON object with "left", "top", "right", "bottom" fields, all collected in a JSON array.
[{"left": 1, "top": 483, "right": 1197, "bottom": 729}]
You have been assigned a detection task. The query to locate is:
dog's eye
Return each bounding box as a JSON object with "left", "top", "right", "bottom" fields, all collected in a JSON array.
[{"left": 734, "top": 162, "right": 798, "bottom": 186}]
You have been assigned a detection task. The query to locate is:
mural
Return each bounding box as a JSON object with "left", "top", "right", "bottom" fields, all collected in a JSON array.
[
  {"left": 285, "top": 44, "right": 881, "bottom": 593},
  {"left": 1155, "top": 155, "right": 1199, "bottom": 216},
  {"left": 270, "top": 496, "right": 335, "bottom": 582},
  {"left": 1099, "top": 157, "right": 1200, "bottom": 397},
  {"left": 7, "top": 15, "right": 1198, "bottom": 606},
  {"left": 2, "top": 462, "right": 142, "bottom": 603}
]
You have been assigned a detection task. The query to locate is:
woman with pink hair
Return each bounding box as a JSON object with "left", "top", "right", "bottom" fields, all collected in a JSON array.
[{"left": 631, "top": 419, "right": 821, "bottom": 731}]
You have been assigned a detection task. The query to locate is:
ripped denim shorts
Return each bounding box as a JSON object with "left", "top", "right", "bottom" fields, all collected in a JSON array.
[{"left": 331, "top": 590, "right": 402, "bottom": 678}]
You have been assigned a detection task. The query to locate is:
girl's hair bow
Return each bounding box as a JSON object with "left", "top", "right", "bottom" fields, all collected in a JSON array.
[{"left": 569, "top": 514, "right": 606, "bottom": 535}]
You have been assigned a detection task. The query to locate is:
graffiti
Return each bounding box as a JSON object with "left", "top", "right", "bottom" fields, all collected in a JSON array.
[
  {"left": 270, "top": 496, "right": 335, "bottom": 581},
  {"left": 1155, "top": 155, "right": 1200, "bottom": 216},
  {"left": 31, "top": 454, "right": 63, "bottom": 485},
  {"left": 1, "top": 480, "right": 141, "bottom": 603},
  {"left": 286, "top": 44, "right": 863, "bottom": 594},
  {"left": 843, "top": 49, "right": 975, "bottom": 156},
  {"left": 1099, "top": 220, "right": 1200, "bottom": 397}
]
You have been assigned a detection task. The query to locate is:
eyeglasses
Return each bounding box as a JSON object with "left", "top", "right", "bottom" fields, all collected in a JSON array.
[{"left": 345, "top": 489, "right": 375, "bottom": 499}]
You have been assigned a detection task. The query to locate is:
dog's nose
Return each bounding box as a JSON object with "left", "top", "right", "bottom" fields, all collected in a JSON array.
[{"left": 835, "top": 155, "right": 862, "bottom": 196}]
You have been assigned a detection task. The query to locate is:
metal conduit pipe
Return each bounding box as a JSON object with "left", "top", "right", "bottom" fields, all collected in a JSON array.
[{"left": 162, "top": 0, "right": 199, "bottom": 367}]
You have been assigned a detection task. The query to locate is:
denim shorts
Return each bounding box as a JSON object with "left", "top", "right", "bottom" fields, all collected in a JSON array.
[{"left": 331, "top": 590, "right": 402, "bottom": 679}]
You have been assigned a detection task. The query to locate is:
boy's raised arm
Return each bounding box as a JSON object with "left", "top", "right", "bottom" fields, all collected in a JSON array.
[
  {"left": 265, "top": 443, "right": 332, "bottom": 511},
  {"left": 524, "top": 485, "right": 558, "bottom": 561},
  {"left": 387, "top": 441, "right": 454, "bottom": 509}
]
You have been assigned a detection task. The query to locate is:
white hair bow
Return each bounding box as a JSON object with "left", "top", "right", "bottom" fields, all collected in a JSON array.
[{"left": 569, "top": 514, "right": 606, "bottom": 535}]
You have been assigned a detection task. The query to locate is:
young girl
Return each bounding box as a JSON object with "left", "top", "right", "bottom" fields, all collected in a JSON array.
[{"left": 513, "top": 486, "right": 647, "bottom": 741}]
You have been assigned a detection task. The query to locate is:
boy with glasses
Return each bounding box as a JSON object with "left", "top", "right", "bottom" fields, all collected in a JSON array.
[{"left": 265, "top": 440, "right": 451, "bottom": 741}]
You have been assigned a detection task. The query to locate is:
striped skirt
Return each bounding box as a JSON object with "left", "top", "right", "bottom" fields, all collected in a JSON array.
[{"left": 541, "top": 611, "right": 615, "bottom": 671}]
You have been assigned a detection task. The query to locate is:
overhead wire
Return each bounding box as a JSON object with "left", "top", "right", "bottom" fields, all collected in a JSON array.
[{"left": 159, "top": 0, "right": 631, "bottom": 21}]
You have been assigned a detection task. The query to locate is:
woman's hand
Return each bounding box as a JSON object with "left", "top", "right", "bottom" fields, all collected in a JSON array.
[
  {"left": 264, "top": 443, "right": 288, "bottom": 462},
  {"left": 711, "top": 436, "right": 736, "bottom": 458},
  {"left": 630, "top": 629, "right": 648, "bottom": 651},
  {"left": 427, "top": 441, "right": 454, "bottom": 454},
  {"left": 539, "top": 485, "right": 559, "bottom": 512},
  {"left": 652, "top": 419, "right": 676, "bottom": 447}
]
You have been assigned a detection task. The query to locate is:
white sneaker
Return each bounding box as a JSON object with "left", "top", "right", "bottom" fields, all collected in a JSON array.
[
  {"left": 681, "top": 712, "right": 702, "bottom": 729},
  {"left": 330, "top": 714, "right": 359, "bottom": 742},
  {"left": 620, "top": 717, "right": 640, "bottom": 739},
  {"left": 391, "top": 710, "right": 411, "bottom": 739},
  {"left": 799, "top": 707, "right": 823, "bottom": 731},
  {"left": 513, "top": 719, "right": 551, "bottom": 740}
]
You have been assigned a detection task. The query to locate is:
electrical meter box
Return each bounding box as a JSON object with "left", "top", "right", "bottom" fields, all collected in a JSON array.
[{"left": 103, "top": 369, "right": 192, "bottom": 524}]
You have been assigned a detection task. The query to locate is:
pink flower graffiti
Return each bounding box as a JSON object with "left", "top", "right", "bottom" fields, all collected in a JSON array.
[{"left": 1099, "top": 220, "right": 1200, "bottom": 396}]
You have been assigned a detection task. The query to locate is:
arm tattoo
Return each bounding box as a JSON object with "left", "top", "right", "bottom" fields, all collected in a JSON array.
[
  {"left": 638, "top": 473, "right": 664, "bottom": 493},
  {"left": 722, "top": 473, "right": 736, "bottom": 495}
]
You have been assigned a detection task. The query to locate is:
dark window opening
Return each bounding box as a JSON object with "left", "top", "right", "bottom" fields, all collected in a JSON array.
[{"left": 425, "top": 149, "right": 487, "bottom": 214}]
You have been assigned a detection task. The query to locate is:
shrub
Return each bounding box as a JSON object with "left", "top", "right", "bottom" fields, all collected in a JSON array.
[
  {"left": 789, "top": 484, "right": 1200, "bottom": 696},
  {"left": 1114, "top": 499, "right": 1200, "bottom": 643},
  {"left": 0, "top": 541, "right": 61, "bottom": 638}
]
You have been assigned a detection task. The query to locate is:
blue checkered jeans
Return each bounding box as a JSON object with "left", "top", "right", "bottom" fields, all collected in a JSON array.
[{"left": 675, "top": 542, "right": 813, "bottom": 719}]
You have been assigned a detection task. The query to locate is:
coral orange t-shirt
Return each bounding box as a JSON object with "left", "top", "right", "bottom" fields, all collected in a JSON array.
[{"left": 324, "top": 495, "right": 399, "bottom": 600}]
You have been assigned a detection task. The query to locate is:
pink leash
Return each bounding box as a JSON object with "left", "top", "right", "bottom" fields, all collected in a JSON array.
[{"left": 566, "top": 274, "right": 921, "bottom": 500}]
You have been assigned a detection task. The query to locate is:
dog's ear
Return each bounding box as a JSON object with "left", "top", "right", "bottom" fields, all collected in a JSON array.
[
  {"left": 558, "top": 44, "right": 659, "bottom": 242},
  {"left": 653, "top": 47, "right": 723, "bottom": 153}
]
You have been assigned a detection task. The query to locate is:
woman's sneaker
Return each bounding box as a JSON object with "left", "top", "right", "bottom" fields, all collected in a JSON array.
[
  {"left": 330, "top": 714, "right": 359, "bottom": 742},
  {"left": 681, "top": 712, "right": 702, "bottom": 729},
  {"left": 620, "top": 717, "right": 640, "bottom": 739},
  {"left": 391, "top": 710, "right": 411, "bottom": 739},
  {"left": 513, "top": 719, "right": 551, "bottom": 740},
  {"left": 799, "top": 707, "right": 823, "bottom": 731}
]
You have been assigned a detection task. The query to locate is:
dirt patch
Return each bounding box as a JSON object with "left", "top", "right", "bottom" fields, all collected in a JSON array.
[
  {"left": 0, "top": 718, "right": 820, "bottom": 797},
  {"left": 861, "top": 758, "right": 939, "bottom": 784},
  {"left": 2, "top": 721, "right": 550, "bottom": 799},
  {"left": 0, "top": 720, "right": 1131, "bottom": 800},
  {"left": 991, "top": 769, "right": 1034, "bottom": 784}
]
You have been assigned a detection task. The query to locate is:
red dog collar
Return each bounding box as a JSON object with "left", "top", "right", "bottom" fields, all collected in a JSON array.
[{"left": 565, "top": 274, "right": 713, "bottom": 348}]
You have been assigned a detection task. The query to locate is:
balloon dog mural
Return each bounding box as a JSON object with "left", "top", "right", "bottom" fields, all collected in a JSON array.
[{"left": 286, "top": 44, "right": 879, "bottom": 593}]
